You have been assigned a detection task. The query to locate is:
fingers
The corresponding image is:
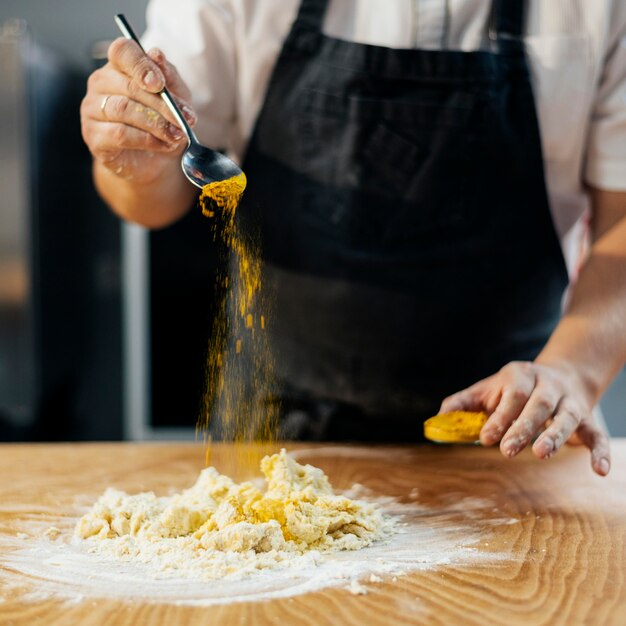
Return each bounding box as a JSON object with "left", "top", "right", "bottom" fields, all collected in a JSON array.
[
  {"left": 480, "top": 385, "right": 533, "bottom": 446},
  {"left": 148, "top": 48, "right": 192, "bottom": 101},
  {"left": 573, "top": 420, "right": 611, "bottom": 476},
  {"left": 108, "top": 38, "right": 165, "bottom": 93},
  {"left": 532, "top": 401, "right": 580, "bottom": 459},
  {"left": 85, "top": 120, "right": 182, "bottom": 171},
  {"left": 82, "top": 63, "right": 197, "bottom": 167},
  {"left": 81, "top": 89, "right": 182, "bottom": 162},
  {"left": 478, "top": 363, "right": 535, "bottom": 446},
  {"left": 87, "top": 66, "right": 195, "bottom": 129},
  {"left": 146, "top": 47, "right": 197, "bottom": 127},
  {"left": 87, "top": 93, "right": 185, "bottom": 144},
  {"left": 106, "top": 40, "right": 196, "bottom": 123},
  {"left": 500, "top": 384, "right": 560, "bottom": 457}
]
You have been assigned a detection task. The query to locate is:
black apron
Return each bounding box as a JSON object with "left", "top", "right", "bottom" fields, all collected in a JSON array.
[{"left": 237, "top": 0, "right": 568, "bottom": 441}]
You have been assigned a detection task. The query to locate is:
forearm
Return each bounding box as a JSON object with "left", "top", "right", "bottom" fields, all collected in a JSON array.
[
  {"left": 94, "top": 160, "right": 198, "bottom": 229},
  {"left": 537, "top": 189, "right": 626, "bottom": 403}
]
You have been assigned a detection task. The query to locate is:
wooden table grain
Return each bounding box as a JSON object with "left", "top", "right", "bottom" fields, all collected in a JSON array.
[{"left": 0, "top": 441, "right": 625, "bottom": 626}]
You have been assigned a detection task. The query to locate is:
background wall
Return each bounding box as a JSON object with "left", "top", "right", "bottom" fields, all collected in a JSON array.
[
  {"left": 0, "top": 0, "right": 623, "bottom": 437},
  {"left": 601, "top": 374, "right": 626, "bottom": 436},
  {"left": 0, "top": 1, "right": 147, "bottom": 441},
  {"left": 0, "top": 0, "right": 148, "bottom": 69}
]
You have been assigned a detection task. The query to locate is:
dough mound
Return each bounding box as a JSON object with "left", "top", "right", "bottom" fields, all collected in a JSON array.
[{"left": 74, "top": 450, "right": 388, "bottom": 579}]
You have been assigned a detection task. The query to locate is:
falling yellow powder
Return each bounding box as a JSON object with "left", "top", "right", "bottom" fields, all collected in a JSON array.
[{"left": 198, "top": 173, "right": 279, "bottom": 470}]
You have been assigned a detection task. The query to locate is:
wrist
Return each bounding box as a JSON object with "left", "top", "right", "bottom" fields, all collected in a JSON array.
[{"left": 95, "top": 158, "right": 196, "bottom": 229}]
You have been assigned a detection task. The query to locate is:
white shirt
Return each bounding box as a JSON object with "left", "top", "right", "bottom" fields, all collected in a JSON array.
[{"left": 143, "top": 0, "right": 626, "bottom": 276}]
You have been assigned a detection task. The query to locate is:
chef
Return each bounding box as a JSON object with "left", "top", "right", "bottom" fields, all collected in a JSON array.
[{"left": 81, "top": 0, "right": 626, "bottom": 475}]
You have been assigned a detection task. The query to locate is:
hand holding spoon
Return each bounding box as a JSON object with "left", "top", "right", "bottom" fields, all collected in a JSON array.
[{"left": 114, "top": 13, "right": 243, "bottom": 189}]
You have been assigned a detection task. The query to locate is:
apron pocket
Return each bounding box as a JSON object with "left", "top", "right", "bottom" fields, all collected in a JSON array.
[{"left": 296, "top": 89, "right": 482, "bottom": 239}]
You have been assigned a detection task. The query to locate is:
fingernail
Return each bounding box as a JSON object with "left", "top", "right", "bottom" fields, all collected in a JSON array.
[
  {"left": 481, "top": 430, "right": 498, "bottom": 444},
  {"left": 536, "top": 437, "right": 555, "bottom": 457},
  {"left": 503, "top": 444, "right": 517, "bottom": 457},
  {"left": 598, "top": 458, "right": 610, "bottom": 475},
  {"left": 167, "top": 123, "right": 184, "bottom": 141},
  {"left": 143, "top": 70, "right": 161, "bottom": 90},
  {"left": 502, "top": 438, "right": 520, "bottom": 457},
  {"left": 151, "top": 47, "right": 164, "bottom": 62},
  {"left": 182, "top": 105, "right": 196, "bottom": 124}
]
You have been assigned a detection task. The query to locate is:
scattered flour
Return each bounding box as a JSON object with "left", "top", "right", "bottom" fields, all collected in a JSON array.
[
  {"left": 43, "top": 527, "right": 62, "bottom": 540},
  {"left": 348, "top": 579, "right": 368, "bottom": 595}
]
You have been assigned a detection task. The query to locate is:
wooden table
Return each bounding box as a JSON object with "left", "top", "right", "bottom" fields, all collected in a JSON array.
[{"left": 0, "top": 441, "right": 625, "bottom": 626}]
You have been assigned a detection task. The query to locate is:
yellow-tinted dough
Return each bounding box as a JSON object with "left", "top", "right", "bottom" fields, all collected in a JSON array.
[{"left": 76, "top": 450, "right": 386, "bottom": 557}]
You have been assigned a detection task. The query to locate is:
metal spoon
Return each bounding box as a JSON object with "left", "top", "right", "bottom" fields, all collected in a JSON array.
[{"left": 114, "top": 13, "right": 243, "bottom": 189}]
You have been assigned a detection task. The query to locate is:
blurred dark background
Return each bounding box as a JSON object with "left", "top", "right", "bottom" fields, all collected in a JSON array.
[
  {"left": 0, "top": 1, "right": 624, "bottom": 442},
  {"left": 0, "top": 0, "right": 220, "bottom": 441}
]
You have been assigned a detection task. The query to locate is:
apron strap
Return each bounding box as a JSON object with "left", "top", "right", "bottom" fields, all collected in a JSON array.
[
  {"left": 488, "top": 0, "right": 527, "bottom": 39},
  {"left": 294, "top": 0, "right": 330, "bottom": 31}
]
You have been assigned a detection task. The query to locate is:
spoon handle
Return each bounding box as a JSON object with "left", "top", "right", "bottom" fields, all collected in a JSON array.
[{"left": 114, "top": 13, "right": 197, "bottom": 145}]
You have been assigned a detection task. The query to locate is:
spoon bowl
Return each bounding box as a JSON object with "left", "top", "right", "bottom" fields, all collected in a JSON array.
[
  {"left": 181, "top": 143, "right": 243, "bottom": 189},
  {"left": 114, "top": 13, "right": 243, "bottom": 189}
]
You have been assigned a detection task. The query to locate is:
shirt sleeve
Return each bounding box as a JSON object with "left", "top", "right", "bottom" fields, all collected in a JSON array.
[
  {"left": 584, "top": 4, "right": 626, "bottom": 191},
  {"left": 142, "top": 0, "right": 237, "bottom": 153}
]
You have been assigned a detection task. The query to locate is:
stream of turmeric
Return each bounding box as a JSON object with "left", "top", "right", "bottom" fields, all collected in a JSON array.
[
  {"left": 197, "top": 174, "right": 485, "bottom": 465},
  {"left": 198, "top": 173, "right": 278, "bottom": 472}
]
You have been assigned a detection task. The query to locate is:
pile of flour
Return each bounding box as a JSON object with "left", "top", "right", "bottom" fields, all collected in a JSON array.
[{"left": 74, "top": 449, "right": 393, "bottom": 580}]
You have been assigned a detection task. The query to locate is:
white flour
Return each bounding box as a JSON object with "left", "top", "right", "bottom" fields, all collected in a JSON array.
[{"left": 0, "top": 448, "right": 518, "bottom": 607}]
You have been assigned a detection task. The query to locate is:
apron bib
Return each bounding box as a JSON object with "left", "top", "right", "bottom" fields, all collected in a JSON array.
[{"left": 237, "top": 0, "right": 568, "bottom": 440}]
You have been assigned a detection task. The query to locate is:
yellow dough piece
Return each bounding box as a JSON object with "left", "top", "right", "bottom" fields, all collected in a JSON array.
[{"left": 423, "top": 411, "right": 488, "bottom": 444}]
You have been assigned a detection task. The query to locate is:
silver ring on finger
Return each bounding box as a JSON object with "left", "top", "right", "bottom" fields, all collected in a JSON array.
[{"left": 100, "top": 95, "right": 111, "bottom": 120}]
